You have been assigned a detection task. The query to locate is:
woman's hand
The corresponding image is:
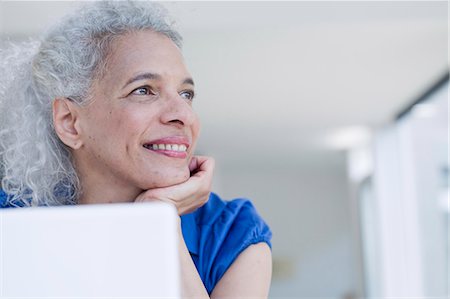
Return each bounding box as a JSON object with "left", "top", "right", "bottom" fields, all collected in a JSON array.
[{"left": 134, "top": 156, "right": 215, "bottom": 215}]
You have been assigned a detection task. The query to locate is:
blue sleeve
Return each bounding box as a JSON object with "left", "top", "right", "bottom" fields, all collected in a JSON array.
[
  {"left": 0, "top": 189, "right": 11, "bottom": 208},
  {"left": 190, "top": 193, "right": 272, "bottom": 294},
  {"left": 0, "top": 189, "right": 26, "bottom": 208}
]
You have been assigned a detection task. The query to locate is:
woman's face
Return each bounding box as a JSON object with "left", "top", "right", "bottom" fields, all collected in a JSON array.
[{"left": 76, "top": 30, "right": 199, "bottom": 191}]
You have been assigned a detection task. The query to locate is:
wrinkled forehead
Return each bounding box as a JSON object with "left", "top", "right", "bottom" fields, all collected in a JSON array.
[{"left": 93, "top": 30, "right": 191, "bottom": 90}]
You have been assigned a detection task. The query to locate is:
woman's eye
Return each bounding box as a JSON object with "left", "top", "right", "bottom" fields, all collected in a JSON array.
[
  {"left": 180, "top": 90, "right": 195, "bottom": 101},
  {"left": 130, "top": 86, "right": 155, "bottom": 96}
]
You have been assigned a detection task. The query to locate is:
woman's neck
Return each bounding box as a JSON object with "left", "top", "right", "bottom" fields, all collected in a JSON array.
[
  {"left": 77, "top": 184, "right": 142, "bottom": 204},
  {"left": 74, "top": 163, "right": 143, "bottom": 205}
]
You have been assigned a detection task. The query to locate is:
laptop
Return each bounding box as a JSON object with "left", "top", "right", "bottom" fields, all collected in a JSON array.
[{"left": 1, "top": 202, "right": 180, "bottom": 298}]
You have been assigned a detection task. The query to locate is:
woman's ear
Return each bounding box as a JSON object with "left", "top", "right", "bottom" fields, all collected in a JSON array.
[{"left": 52, "top": 98, "right": 83, "bottom": 150}]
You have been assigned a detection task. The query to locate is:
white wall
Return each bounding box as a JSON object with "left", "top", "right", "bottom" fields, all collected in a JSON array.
[
  {"left": 212, "top": 153, "right": 361, "bottom": 298},
  {"left": 358, "top": 80, "right": 449, "bottom": 298}
]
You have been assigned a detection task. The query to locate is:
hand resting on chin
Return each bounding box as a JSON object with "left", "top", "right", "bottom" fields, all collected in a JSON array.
[{"left": 134, "top": 156, "right": 215, "bottom": 215}]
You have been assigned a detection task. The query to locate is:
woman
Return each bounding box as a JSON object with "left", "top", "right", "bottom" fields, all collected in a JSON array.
[{"left": 0, "top": 1, "right": 272, "bottom": 297}]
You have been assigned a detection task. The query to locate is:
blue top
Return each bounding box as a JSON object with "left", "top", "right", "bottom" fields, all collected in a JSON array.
[{"left": 0, "top": 190, "right": 272, "bottom": 294}]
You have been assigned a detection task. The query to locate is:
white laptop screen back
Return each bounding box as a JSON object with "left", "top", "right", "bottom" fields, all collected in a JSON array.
[{"left": 1, "top": 202, "right": 180, "bottom": 298}]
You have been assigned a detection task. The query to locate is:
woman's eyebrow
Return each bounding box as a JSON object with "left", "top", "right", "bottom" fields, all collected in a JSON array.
[
  {"left": 123, "top": 72, "right": 195, "bottom": 88},
  {"left": 123, "top": 72, "right": 161, "bottom": 88},
  {"left": 183, "top": 78, "right": 195, "bottom": 86}
]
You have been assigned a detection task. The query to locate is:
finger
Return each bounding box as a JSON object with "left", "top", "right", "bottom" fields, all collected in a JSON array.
[
  {"left": 189, "top": 156, "right": 199, "bottom": 173},
  {"left": 191, "top": 156, "right": 215, "bottom": 180},
  {"left": 148, "top": 166, "right": 210, "bottom": 204},
  {"left": 141, "top": 157, "right": 214, "bottom": 199},
  {"left": 135, "top": 156, "right": 215, "bottom": 214}
]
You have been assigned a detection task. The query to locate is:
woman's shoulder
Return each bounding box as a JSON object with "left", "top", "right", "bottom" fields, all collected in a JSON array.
[
  {"left": 197, "top": 192, "right": 271, "bottom": 235},
  {"left": 181, "top": 192, "right": 272, "bottom": 294}
]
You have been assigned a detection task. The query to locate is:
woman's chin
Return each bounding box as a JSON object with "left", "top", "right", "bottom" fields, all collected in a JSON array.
[{"left": 140, "top": 168, "right": 191, "bottom": 189}]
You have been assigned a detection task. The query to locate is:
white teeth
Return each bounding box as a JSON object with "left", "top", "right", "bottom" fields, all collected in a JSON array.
[{"left": 146, "top": 143, "right": 187, "bottom": 152}]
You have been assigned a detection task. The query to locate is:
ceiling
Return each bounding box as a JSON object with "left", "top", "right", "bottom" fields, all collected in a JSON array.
[{"left": 1, "top": 1, "right": 448, "bottom": 167}]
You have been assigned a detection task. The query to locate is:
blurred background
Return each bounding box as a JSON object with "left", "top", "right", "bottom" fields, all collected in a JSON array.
[{"left": 1, "top": 1, "right": 448, "bottom": 298}]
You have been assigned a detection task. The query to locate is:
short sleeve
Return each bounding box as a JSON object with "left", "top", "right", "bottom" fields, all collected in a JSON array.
[{"left": 181, "top": 193, "right": 272, "bottom": 294}]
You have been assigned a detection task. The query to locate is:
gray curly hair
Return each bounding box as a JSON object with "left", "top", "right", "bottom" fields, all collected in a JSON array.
[{"left": 0, "top": 1, "right": 182, "bottom": 207}]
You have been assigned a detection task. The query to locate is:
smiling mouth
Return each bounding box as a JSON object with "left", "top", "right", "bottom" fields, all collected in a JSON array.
[
  {"left": 143, "top": 143, "right": 187, "bottom": 152},
  {"left": 142, "top": 143, "right": 188, "bottom": 158}
]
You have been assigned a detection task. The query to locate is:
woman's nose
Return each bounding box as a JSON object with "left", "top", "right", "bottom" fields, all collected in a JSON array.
[{"left": 160, "top": 93, "right": 197, "bottom": 128}]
